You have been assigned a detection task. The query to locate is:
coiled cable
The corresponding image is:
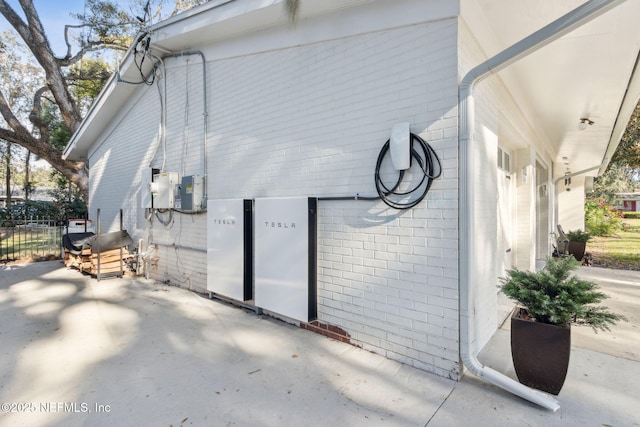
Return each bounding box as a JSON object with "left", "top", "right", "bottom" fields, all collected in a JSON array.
[{"left": 374, "top": 133, "right": 441, "bottom": 210}]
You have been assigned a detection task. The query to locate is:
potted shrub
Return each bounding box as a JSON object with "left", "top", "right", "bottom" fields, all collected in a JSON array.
[
  {"left": 499, "top": 257, "right": 625, "bottom": 395},
  {"left": 566, "top": 229, "right": 591, "bottom": 261}
]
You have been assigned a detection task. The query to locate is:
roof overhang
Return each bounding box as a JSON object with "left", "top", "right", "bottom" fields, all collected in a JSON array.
[
  {"left": 463, "top": 0, "right": 640, "bottom": 178},
  {"left": 65, "top": 0, "right": 640, "bottom": 177},
  {"left": 63, "top": 0, "right": 379, "bottom": 161}
]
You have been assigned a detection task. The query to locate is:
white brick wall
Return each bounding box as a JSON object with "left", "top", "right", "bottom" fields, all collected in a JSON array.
[
  {"left": 458, "top": 19, "right": 559, "bottom": 351},
  {"left": 89, "top": 10, "right": 460, "bottom": 378},
  {"left": 88, "top": 59, "right": 210, "bottom": 292},
  {"left": 207, "top": 19, "right": 460, "bottom": 378}
]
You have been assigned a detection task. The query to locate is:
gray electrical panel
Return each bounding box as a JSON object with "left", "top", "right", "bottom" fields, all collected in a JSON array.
[{"left": 180, "top": 175, "right": 204, "bottom": 211}]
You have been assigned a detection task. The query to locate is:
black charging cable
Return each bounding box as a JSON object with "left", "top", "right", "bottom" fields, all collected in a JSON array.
[
  {"left": 374, "top": 133, "right": 441, "bottom": 209},
  {"left": 319, "top": 133, "right": 441, "bottom": 210}
]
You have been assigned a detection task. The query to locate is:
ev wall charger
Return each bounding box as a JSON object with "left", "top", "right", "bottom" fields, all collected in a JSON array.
[{"left": 389, "top": 122, "right": 411, "bottom": 170}]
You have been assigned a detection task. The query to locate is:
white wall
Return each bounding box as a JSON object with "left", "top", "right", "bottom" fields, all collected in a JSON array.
[
  {"left": 458, "top": 17, "right": 558, "bottom": 351},
  {"left": 206, "top": 16, "right": 460, "bottom": 378},
  {"left": 457, "top": 20, "right": 501, "bottom": 353},
  {"left": 88, "top": 4, "right": 461, "bottom": 378},
  {"left": 88, "top": 58, "right": 210, "bottom": 291},
  {"left": 557, "top": 175, "right": 587, "bottom": 232}
]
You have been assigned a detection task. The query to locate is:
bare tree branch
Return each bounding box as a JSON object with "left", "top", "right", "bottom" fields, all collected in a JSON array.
[
  {"left": 62, "top": 22, "right": 132, "bottom": 62},
  {"left": 0, "top": 87, "right": 31, "bottom": 138},
  {"left": 13, "top": 0, "right": 83, "bottom": 133}
]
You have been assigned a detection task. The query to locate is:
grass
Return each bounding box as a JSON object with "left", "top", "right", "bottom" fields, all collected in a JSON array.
[
  {"left": 0, "top": 227, "right": 62, "bottom": 262},
  {"left": 587, "top": 218, "right": 640, "bottom": 270}
]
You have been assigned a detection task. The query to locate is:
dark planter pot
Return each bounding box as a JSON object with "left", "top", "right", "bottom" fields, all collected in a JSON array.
[
  {"left": 567, "top": 241, "right": 586, "bottom": 261},
  {"left": 511, "top": 307, "right": 571, "bottom": 395}
]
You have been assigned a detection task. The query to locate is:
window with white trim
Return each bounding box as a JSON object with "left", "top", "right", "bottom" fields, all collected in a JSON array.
[{"left": 498, "top": 147, "right": 511, "bottom": 172}]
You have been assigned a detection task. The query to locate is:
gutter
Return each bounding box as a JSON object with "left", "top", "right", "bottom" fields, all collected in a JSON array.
[
  {"left": 459, "top": 0, "right": 628, "bottom": 412},
  {"left": 553, "top": 165, "right": 605, "bottom": 188},
  {"left": 553, "top": 164, "right": 605, "bottom": 227}
]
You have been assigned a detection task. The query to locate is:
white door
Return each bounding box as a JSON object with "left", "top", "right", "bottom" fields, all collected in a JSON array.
[
  {"left": 536, "top": 161, "right": 550, "bottom": 261},
  {"left": 497, "top": 170, "right": 513, "bottom": 276}
]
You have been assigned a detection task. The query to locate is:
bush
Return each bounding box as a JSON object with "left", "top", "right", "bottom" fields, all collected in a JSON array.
[
  {"left": 623, "top": 211, "right": 640, "bottom": 219},
  {"left": 585, "top": 199, "right": 623, "bottom": 236},
  {"left": 500, "top": 257, "right": 625, "bottom": 331},
  {"left": 0, "top": 201, "right": 58, "bottom": 225},
  {"left": 567, "top": 229, "right": 591, "bottom": 242},
  {"left": 0, "top": 199, "right": 87, "bottom": 227}
]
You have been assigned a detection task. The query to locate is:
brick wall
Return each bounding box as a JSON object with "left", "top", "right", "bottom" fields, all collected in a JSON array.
[
  {"left": 207, "top": 19, "right": 460, "bottom": 378},
  {"left": 89, "top": 14, "right": 460, "bottom": 378}
]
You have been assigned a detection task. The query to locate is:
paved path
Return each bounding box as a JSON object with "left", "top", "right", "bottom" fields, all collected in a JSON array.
[{"left": 0, "top": 262, "right": 638, "bottom": 426}]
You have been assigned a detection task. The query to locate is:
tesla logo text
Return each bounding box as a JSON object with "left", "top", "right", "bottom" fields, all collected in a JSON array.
[
  {"left": 264, "top": 222, "right": 296, "bottom": 229},
  {"left": 212, "top": 218, "right": 236, "bottom": 225}
]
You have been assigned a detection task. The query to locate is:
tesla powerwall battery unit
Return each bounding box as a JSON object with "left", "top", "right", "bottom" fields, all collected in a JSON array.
[
  {"left": 207, "top": 199, "right": 253, "bottom": 301},
  {"left": 254, "top": 197, "right": 317, "bottom": 323}
]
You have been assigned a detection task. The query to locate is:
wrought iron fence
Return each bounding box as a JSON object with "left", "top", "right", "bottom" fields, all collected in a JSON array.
[{"left": 0, "top": 218, "right": 63, "bottom": 263}]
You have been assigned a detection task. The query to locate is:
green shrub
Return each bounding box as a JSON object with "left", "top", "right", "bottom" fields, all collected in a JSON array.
[
  {"left": 499, "top": 257, "right": 625, "bottom": 331},
  {"left": 567, "top": 229, "right": 591, "bottom": 242},
  {"left": 585, "top": 200, "right": 623, "bottom": 236},
  {"left": 0, "top": 199, "right": 87, "bottom": 227},
  {"left": 623, "top": 211, "right": 640, "bottom": 219}
]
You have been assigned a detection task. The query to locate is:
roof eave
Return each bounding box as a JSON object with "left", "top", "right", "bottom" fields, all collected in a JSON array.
[{"left": 598, "top": 49, "right": 640, "bottom": 176}]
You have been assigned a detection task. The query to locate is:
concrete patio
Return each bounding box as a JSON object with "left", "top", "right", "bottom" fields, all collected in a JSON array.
[{"left": 0, "top": 261, "right": 638, "bottom": 426}]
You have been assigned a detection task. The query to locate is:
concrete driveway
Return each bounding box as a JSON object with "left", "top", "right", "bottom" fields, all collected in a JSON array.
[{"left": 0, "top": 262, "right": 638, "bottom": 426}]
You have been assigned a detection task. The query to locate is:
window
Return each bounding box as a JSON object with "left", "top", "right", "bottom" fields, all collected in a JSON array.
[{"left": 498, "top": 147, "right": 511, "bottom": 172}]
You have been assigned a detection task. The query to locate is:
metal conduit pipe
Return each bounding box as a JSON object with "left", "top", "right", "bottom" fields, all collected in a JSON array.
[
  {"left": 458, "top": 0, "right": 628, "bottom": 411},
  {"left": 162, "top": 50, "right": 209, "bottom": 205},
  {"left": 151, "top": 241, "right": 207, "bottom": 253}
]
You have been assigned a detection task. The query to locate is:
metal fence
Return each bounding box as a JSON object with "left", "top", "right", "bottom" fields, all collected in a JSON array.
[{"left": 0, "top": 218, "right": 63, "bottom": 263}]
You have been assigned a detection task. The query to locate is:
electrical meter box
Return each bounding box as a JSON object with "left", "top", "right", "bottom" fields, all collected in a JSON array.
[
  {"left": 180, "top": 175, "right": 205, "bottom": 211},
  {"left": 141, "top": 168, "right": 159, "bottom": 209},
  {"left": 151, "top": 172, "right": 179, "bottom": 209}
]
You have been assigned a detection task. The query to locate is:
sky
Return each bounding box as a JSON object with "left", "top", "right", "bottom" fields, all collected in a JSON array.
[
  {"left": 1, "top": 0, "right": 133, "bottom": 56},
  {"left": 0, "top": 0, "right": 132, "bottom": 169}
]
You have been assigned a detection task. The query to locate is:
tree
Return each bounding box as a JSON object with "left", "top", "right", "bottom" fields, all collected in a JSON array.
[
  {"left": 1, "top": 140, "right": 12, "bottom": 205},
  {"left": 589, "top": 101, "right": 640, "bottom": 203},
  {"left": 0, "top": 0, "right": 136, "bottom": 201},
  {"left": 588, "top": 163, "right": 636, "bottom": 204},
  {"left": 612, "top": 101, "right": 640, "bottom": 171},
  {"left": 0, "top": 0, "right": 206, "bottom": 202}
]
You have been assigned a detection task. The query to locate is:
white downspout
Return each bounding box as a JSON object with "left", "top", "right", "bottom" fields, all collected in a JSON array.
[{"left": 459, "top": 0, "right": 628, "bottom": 412}]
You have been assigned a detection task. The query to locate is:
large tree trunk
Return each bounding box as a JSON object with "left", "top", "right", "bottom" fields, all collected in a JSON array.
[
  {"left": 0, "top": 128, "right": 88, "bottom": 201},
  {"left": 3, "top": 142, "right": 11, "bottom": 206},
  {"left": 0, "top": 0, "right": 87, "bottom": 199},
  {"left": 24, "top": 150, "right": 30, "bottom": 200}
]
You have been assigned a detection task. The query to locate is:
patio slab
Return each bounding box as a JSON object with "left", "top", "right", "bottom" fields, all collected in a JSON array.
[{"left": 0, "top": 262, "right": 638, "bottom": 426}]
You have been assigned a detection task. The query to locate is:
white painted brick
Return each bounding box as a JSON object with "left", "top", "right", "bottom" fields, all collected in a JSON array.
[
  {"left": 386, "top": 296, "right": 415, "bottom": 311},
  {"left": 428, "top": 314, "right": 459, "bottom": 330},
  {"left": 385, "top": 313, "right": 413, "bottom": 329},
  {"left": 88, "top": 10, "right": 461, "bottom": 381},
  {"left": 414, "top": 246, "right": 443, "bottom": 258},
  {"left": 428, "top": 295, "right": 458, "bottom": 311}
]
